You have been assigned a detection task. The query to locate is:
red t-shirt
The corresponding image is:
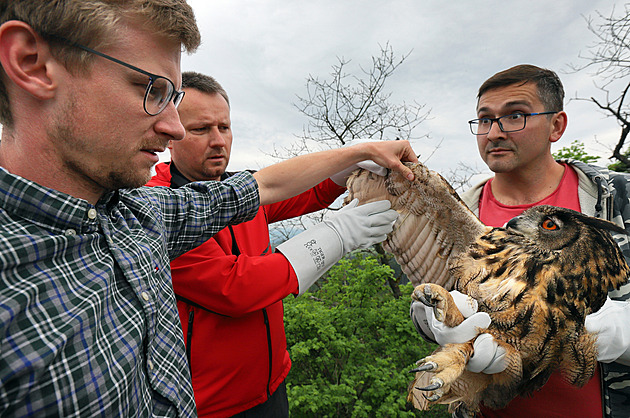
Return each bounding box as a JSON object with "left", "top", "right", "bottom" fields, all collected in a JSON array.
[{"left": 477, "top": 163, "right": 603, "bottom": 418}]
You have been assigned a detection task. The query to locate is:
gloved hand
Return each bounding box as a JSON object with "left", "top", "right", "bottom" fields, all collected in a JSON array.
[
  {"left": 467, "top": 333, "right": 508, "bottom": 374},
  {"left": 277, "top": 198, "right": 397, "bottom": 295},
  {"left": 585, "top": 297, "right": 630, "bottom": 365},
  {"left": 410, "top": 290, "right": 507, "bottom": 374}
]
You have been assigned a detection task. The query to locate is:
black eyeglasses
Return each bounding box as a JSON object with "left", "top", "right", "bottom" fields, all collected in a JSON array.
[
  {"left": 47, "top": 35, "right": 184, "bottom": 116},
  {"left": 468, "top": 112, "right": 558, "bottom": 135}
]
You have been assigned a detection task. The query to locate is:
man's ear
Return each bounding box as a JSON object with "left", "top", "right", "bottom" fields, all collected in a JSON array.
[
  {"left": 0, "top": 21, "right": 58, "bottom": 100},
  {"left": 549, "top": 111, "right": 568, "bottom": 144}
]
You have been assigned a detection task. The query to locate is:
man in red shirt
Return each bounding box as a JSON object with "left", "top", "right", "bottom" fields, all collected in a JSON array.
[
  {"left": 410, "top": 65, "right": 630, "bottom": 417},
  {"left": 147, "top": 71, "right": 394, "bottom": 417}
]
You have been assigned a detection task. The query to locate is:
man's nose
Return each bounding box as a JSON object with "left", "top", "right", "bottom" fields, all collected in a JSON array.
[
  {"left": 486, "top": 119, "right": 505, "bottom": 141},
  {"left": 155, "top": 103, "right": 186, "bottom": 141},
  {"left": 208, "top": 127, "right": 227, "bottom": 147}
]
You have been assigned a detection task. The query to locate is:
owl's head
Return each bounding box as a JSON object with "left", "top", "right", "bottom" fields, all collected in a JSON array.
[
  {"left": 504, "top": 205, "right": 629, "bottom": 311},
  {"left": 505, "top": 205, "right": 627, "bottom": 252}
]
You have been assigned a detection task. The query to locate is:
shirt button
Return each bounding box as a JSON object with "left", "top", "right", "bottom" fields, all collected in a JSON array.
[
  {"left": 87, "top": 209, "right": 97, "bottom": 219},
  {"left": 141, "top": 291, "right": 150, "bottom": 301},
  {"left": 147, "top": 359, "right": 154, "bottom": 370},
  {"left": 64, "top": 229, "right": 77, "bottom": 236}
]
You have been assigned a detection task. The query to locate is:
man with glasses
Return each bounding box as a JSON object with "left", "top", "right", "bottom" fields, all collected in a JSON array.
[
  {"left": 411, "top": 64, "right": 630, "bottom": 417},
  {"left": 0, "top": 1, "right": 418, "bottom": 416}
]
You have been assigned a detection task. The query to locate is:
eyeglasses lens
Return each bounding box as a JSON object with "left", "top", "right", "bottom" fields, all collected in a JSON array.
[
  {"left": 472, "top": 114, "right": 526, "bottom": 135},
  {"left": 144, "top": 77, "right": 173, "bottom": 115}
]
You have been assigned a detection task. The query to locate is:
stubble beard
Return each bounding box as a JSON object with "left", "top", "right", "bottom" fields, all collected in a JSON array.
[
  {"left": 201, "top": 156, "right": 228, "bottom": 181},
  {"left": 49, "top": 99, "right": 152, "bottom": 195}
]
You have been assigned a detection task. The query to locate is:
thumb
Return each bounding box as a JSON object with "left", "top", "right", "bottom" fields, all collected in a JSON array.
[
  {"left": 450, "top": 291, "right": 480, "bottom": 318},
  {"left": 429, "top": 310, "right": 490, "bottom": 345},
  {"left": 461, "top": 311, "right": 491, "bottom": 330},
  {"left": 348, "top": 199, "right": 392, "bottom": 217}
]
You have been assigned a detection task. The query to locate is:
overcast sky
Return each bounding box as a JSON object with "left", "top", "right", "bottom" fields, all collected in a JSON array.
[{"left": 171, "top": 0, "right": 626, "bottom": 178}]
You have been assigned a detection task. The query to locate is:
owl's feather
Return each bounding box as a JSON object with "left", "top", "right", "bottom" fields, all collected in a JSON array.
[
  {"left": 346, "top": 163, "right": 488, "bottom": 290},
  {"left": 346, "top": 162, "right": 630, "bottom": 414}
]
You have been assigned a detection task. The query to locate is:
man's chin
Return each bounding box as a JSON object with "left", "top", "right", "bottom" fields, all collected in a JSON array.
[
  {"left": 204, "top": 165, "right": 228, "bottom": 181},
  {"left": 108, "top": 168, "right": 152, "bottom": 190},
  {"left": 484, "top": 155, "right": 516, "bottom": 173}
]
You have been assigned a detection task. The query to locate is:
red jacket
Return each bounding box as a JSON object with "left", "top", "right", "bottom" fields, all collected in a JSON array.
[{"left": 147, "top": 162, "right": 345, "bottom": 417}]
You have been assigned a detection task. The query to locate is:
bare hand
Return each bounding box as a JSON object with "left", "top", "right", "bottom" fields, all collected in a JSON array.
[{"left": 350, "top": 140, "right": 418, "bottom": 180}]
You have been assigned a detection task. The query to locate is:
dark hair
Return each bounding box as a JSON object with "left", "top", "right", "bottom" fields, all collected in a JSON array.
[
  {"left": 478, "top": 64, "right": 564, "bottom": 111},
  {"left": 181, "top": 71, "right": 229, "bottom": 107}
]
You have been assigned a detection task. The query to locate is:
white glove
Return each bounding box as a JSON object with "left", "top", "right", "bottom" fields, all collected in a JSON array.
[
  {"left": 467, "top": 333, "right": 508, "bottom": 374},
  {"left": 277, "top": 198, "right": 397, "bottom": 295},
  {"left": 330, "top": 160, "right": 388, "bottom": 186},
  {"left": 585, "top": 297, "right": 630, "bottom": 365},
  {"left": 410, "top": 290, "right": 507, "bottom": 374}
]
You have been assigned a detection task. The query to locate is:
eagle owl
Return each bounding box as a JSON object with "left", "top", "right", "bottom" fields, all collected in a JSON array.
[{"left": 345, "top": 162, "right": 630, "bottom": 415}]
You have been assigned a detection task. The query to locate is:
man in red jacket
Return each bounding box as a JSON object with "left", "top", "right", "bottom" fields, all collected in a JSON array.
[{"left": 147, "top": 71, "right": 391, "bottom": 417}]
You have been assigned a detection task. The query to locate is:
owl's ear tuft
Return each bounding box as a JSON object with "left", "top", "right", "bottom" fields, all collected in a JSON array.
[{"left": 578, "top": 213, "right": 627, "bottom": 236}]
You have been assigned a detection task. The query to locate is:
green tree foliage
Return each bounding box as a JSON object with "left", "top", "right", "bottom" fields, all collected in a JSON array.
[
  {"left": 552, "top": 140, "right": 600, "bottom": 164},
  {"left": 607, "top": 148, "right": 630, "bottom": 172},
  {"left": 284, "top": 253, "right": 449, "bottom": 417}
]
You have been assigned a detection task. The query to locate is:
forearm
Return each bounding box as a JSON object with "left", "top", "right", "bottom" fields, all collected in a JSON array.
[
  {"left": 141, "top": 171, "right": 259, "bottom": 259},
  {"left": 254, "top": 140, "right": 417, "bottom": 206}
]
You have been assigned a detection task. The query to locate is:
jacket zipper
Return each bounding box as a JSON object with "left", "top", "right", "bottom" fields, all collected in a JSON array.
[
  {"left": 263, "top": 308, "right": 273, "bottom": 398},
  {"left": 186, "top": 309, "right": 194, "bottom": 369}
]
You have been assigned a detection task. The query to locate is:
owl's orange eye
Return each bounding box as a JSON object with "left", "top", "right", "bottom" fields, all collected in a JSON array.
[{"left": 541, "top": 219, "right": 558, "bottom": 230}]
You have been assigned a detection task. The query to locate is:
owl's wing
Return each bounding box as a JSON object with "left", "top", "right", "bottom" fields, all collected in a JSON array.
[{"left": 346, "top": 162, "right": 489, "bottom": 290}]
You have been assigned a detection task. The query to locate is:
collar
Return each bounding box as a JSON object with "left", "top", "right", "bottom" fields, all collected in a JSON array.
[
  {"left": 168, "top": 162, "right": 233, "bottom": 189},
  {"left": 168, "top": 162, "right": 192, "bottom": 189},
  {"left": 0, "top": 167, "right": 115, "bottom": 234}
]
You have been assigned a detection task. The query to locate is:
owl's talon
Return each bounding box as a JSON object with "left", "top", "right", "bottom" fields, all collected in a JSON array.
[
  {"left": 422, "top": 392, "right": 441, "bottom": 402},
  {"left": 434, "top": 308, "right": 444, "bottom": 321},
  {"left": 415, "top": 292, "right": 433, "bottom": 307},
  {"left": 417, "top": 377, "right": 443, "bottom": 391},
  {"left": 418, "top": 382, "right": 441, "bottom": 391},
  {"left": 409, "top": 361, "right": 437, "bottom": 373}
]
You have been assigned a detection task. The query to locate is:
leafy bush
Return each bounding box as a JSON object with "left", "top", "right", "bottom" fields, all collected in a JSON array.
[{"left": 284, "top": 253, "right": 449, "bottom": 417}]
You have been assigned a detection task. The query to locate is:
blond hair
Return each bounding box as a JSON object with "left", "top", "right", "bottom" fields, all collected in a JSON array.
[{"left": 0, "top": 0, "right": 201, "bottom": 127}]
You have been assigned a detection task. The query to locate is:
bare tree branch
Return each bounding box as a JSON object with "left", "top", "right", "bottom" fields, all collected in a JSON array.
[
  {"left": 267, "top": 43, "right": 434, "bottom": 292},
  {"left": 569, "top": 5, "right": 630, "bottom": 169}
]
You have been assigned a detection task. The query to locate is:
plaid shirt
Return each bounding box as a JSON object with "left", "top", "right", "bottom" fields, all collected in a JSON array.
[{"left": 0, "top": 167, "right": 259, "bottom": 417}]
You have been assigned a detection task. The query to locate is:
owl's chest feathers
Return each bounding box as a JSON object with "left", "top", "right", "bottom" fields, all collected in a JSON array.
[
  {"left": 452, "top": 237, "right": 588, "bottom": 349},
  {"left": 452, "top": 237, "right": 545, "bottom": 308}
]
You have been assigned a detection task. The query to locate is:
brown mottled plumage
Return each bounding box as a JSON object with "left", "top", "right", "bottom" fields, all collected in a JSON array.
[{"left": 345, "top": 162, "right": 630, "bottom": 415}]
